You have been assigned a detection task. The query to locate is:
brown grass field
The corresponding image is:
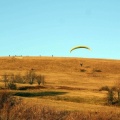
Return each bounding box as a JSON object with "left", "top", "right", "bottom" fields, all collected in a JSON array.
[{"left": 0, "top": 56, "right": 120, "bottom": 119}]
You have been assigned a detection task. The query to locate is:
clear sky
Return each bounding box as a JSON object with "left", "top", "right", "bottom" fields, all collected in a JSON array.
[{"left": 0, "top": 0, "right": 120, "bottom": 59}]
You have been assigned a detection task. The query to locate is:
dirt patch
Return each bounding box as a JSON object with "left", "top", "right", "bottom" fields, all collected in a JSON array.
[{"left": 57, "top": 86, "right": 87, "bottom": 90}]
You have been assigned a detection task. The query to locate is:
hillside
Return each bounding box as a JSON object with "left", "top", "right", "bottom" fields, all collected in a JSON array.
[
  {"left": 0, "top": 56, "right": 120, "bottom": 89},
  {"left": 0, "top": 56, "right": 120, "bottom": 114},
  {"left": 0, "top": 56, "right": 120, "bottom": 74}
]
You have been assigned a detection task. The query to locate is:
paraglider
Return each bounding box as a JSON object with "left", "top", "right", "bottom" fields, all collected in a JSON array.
[{"left": 70, "top": 45, "right": 91, "bottom": 53}]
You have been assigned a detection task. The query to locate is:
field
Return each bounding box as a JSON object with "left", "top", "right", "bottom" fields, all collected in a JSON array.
[{"left": 0, "top": 56, "right": 120, "bottom": 119}]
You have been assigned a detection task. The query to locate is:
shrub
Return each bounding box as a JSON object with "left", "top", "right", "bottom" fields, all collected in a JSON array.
[
  {"left": 14, "top": 74, "right": 25, "bottom": 84},
  {"left": 1, "top": 72, "right": 45, "bottom": 88},
  {"left": 99, "top": 86, "right": 109, "bottom": 91},
  {"left": 0, "top": 90, "right": 10, "bottom": 109},
  {"left": 36, "top": 75, "right": 42, "bottom": 85},
  {"left": 94, "top": 69, "right": 102, "bottom": 72},
  {"left": 80, "top": 69, "right": 86, "bottom": 72},
  {"left": 107, "top": 89, "right": 114, "bottom": 105},
  {"left": 0, "top": 90, "right": 22, "bottom": 120},
  {"left": 2, "top": 73, "right": 8, "bottom": 88},
  {"left": 8, "top": 82, "right": 17, "bottom": 90},
  {"left": 36, "top": 75, "right": 45, "bottom": 85},
  {"left": 100, "top": 86, "right": 118, "bottom": 105},
  {"left": 93, "top": 68, "right": 102, "bottom": 72}
]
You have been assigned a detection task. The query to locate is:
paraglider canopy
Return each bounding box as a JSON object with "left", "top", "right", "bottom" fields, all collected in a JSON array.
[{"left": 70, "top": 45, "right": 91, "bottom": 53}]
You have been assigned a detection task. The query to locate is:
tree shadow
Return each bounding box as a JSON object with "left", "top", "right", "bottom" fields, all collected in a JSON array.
[{"left": 14, "top": 91, "right": 68, "bottom": 97}]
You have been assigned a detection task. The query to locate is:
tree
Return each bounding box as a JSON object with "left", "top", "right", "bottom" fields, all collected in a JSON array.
[{"left": 25, "top": 70, "right": 36, "bottom": 85}]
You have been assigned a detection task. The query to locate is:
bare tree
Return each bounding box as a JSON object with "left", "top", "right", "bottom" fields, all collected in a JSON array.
[{"left": 25, "top": 70, "right": 36, "bottom": 85}]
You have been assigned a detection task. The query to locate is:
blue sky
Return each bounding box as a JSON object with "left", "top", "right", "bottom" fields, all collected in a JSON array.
[{"left": 0, "top": 0, "right": 120, "bottom": 59}]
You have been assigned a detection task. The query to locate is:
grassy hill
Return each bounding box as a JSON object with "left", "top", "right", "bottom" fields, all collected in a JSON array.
[
  {"left": 0, "top": 56, "right": 120, "bottom": 119},
  {"left": 0, "top": 56, "right": 120, "bottom": 74},
  {"left": 0, "top": 56, "right": 119, "bottom": 88}
]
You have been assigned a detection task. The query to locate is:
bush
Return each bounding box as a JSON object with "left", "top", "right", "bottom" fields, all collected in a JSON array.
[
  {"left": 100, "top": 86, "right": 118, "bottom": 105},
  {"left": 2, "top": 73, "right": 8, "bottom": 88},
  {"left": 14, "top": 74, "right": 25, "bottom": 84},
  {"left": 1, "top": 72, "right": 45, "bottom": 88},
  {"left": 107, "top": 89, "right": 114, "bottom": 105},
  {"left": 93, "top": 68, "right": 102, "bottom": 73},
  {"left": 0, "top": 90, "right": 22, "bottom": 120},
  {"left": 36, "top": 75, "right": 45, "bottom": 85},
  {"left": 99, "top": 86, "right": 109, "bottom": 91},
  {"left": 80, "top": 69, "right": 86, "bottom": 72},
  {"left": 8, "top": 82, "right": 17, "bottom": 90},
  {"left": 0, "top": 90, "right": 10, "bottom": 109},
  {"left": 94, "top": 69, "right": 102, "bottom": 72}
]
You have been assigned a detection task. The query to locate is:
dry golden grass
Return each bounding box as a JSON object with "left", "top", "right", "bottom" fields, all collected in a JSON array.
[{"left": 0, "top": 56, "right": 120, "bottom": 119}]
